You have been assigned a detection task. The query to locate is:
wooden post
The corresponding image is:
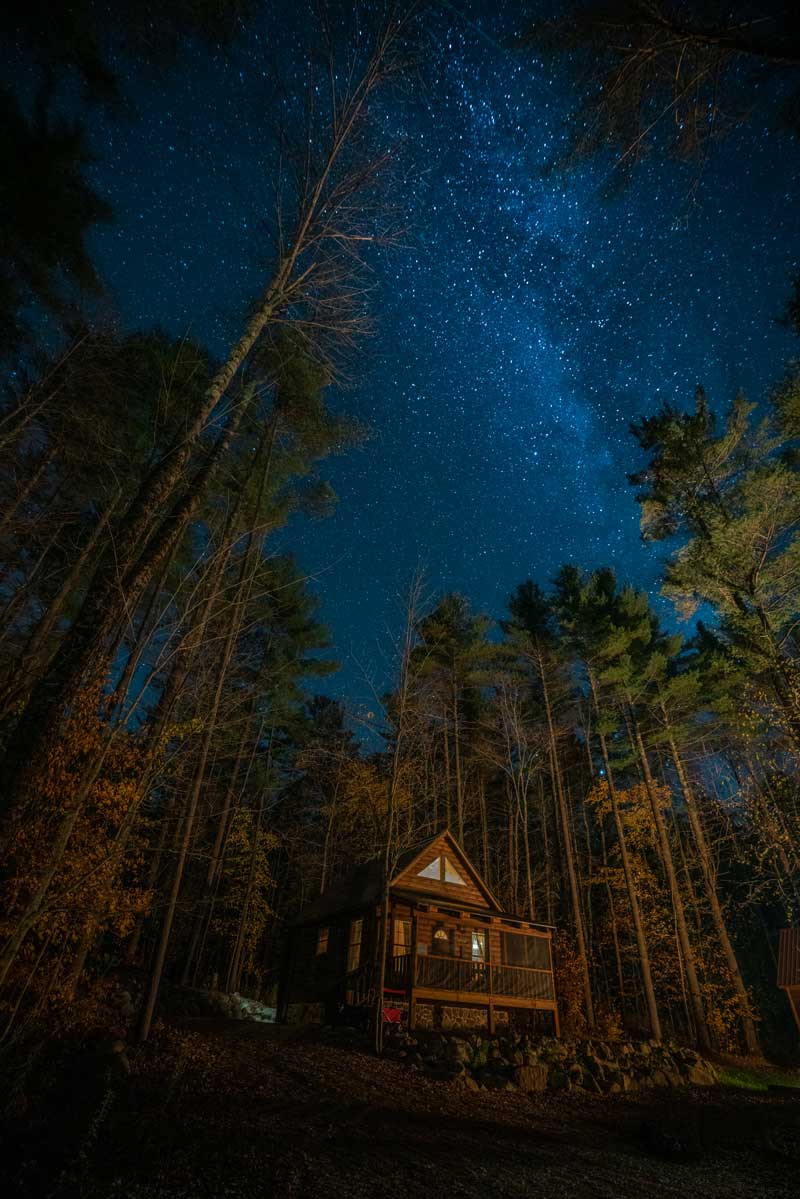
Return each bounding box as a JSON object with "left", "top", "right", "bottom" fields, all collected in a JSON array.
[{"left": 409, "top": 907, "right": 418, "bottom": 1030}]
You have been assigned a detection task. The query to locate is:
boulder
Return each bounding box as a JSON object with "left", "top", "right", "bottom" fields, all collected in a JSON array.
[
  {"left": 451, "top": 1071, "right": 480, "bottom": 1091},
  {"left": 445, "top": 1039, "right": 471, "bottom": 1064},
  {"left": 685, "top": 1062, "right": 716, "bottom": 1087},
  {"left": 581, "top": 1073, "right": 603, "bottom": 1095},
  {"left": 650, "top": 1069, "right": 682, "bottom": 1088},
  {"left": 514, "top": 1064, "right": 549, "bottom": 1093}
]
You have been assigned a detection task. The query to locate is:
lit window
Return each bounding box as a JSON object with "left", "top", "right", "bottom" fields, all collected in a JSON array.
[
  {"left": 393, "top": 918, "right": 412, "bottom": 956},
  {"left": 347, "top": 918, "right": 363, "bottom": 972},
  {"left": 432, "top": 924, "right": 451, "bottom": 955},
  {"left": 472, "top": 930, "right": 487, "bottom": 961},
  {"left": 418, "top": 856, "right": 442, "bottom": 879},
  {"left": 316, "top": 927, "right": 329, "bottom": 955},
  {"left": 417, "top": 855, "right": 466, "bottom": 885},
  {"left": 444, "top": 857, "right": 465, "bottom": 885}
]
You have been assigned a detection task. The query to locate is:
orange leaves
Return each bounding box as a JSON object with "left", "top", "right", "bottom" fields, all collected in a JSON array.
[{"left": 0, "top": 680, "right": 158, "bottom": 1016}]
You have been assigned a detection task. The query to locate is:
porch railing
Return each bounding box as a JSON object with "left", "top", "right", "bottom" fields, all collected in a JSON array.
[
  {"left": 409, "top": 952, "right": 554, "bottom": 1002},
  {"left": 416, "top": 955, "right": 490, "bottom": 993}
]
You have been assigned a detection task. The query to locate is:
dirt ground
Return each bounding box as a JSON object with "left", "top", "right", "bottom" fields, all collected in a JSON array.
[{"left": 4, "top": 1020, "right": 800, "bottom": 1198}]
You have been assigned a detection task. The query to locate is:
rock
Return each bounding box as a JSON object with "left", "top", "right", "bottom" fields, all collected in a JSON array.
[
  {"left": 450, "top": 1071, "right": 480, "bottom": 1091},
  {"left": 548, "top": 1069, "right": 570, "bottom": 1091},
  {"left": 425, "top": 1061, "right": 462, "bottom": 1082},
  {"left": 482, "top": 1073, "right": 511, "bottom": 1091},
  {"left": 514, "top": 1064, "right": 549, "bottom": 1093},
  {"left": 685, "top": 1062, "right": 716, "bottom": 1087},
  {"left": 445, "top": 1039, "right": 471, "bottom": 1064},
  {"left": 650, "top": 1069, "right": 682, "bottom": 1088}
]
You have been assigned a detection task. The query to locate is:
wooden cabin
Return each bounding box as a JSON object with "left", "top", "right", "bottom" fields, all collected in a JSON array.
[
  {"left": 778, "top": 928, "right": 800, "bottom": 1032},
  {"left": 277, "top": 830, "right": 559, "bottom": 1035}
]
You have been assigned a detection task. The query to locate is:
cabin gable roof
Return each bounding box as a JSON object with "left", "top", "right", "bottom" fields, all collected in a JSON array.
[
  {"left": 390, "top": 830, "right": 501, "bottom": 912},
  {"left": 290, "top": 830, "right": 503, "bottom": 928}
]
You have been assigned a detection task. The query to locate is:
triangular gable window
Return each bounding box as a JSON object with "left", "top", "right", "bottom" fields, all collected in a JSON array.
[
  {"left": 417, "top": 855, "right": 465, "bottom": 885},
  {"left": 444, "top": 857, "right": 465, "bottom": 885}
]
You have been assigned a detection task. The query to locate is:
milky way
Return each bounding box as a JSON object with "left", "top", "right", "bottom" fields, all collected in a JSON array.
[{"left": 88, "top": 3, "right": 800, "bottom": 714}]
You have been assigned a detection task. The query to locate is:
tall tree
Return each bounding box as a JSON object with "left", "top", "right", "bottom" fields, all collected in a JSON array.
[
  {"left": 522, "top": 2, "right": 800, "bottom": 188},
  {"left": 505, "top": 580, "right": 596, "bottom": 1029},
  {"left": 0, "top": 11, "right": 408, "bottom": 838},
  {"left": 554, "top": 566, "right": 663, "bottom": 1040}
]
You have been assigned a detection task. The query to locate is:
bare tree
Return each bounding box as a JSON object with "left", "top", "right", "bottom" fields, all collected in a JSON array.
[{"left": 0, "top": 8, "right": 411, "bottom": 830}]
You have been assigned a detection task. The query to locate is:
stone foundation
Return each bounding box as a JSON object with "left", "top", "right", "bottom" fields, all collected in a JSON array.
[{"left": 415, "top": 1003, "right": 490, "bottom": 1031}]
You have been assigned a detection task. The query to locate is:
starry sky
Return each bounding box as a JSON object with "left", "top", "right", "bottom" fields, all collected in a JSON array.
[{"left": 86, "top": 2, "right": 800, "bottom": 714}]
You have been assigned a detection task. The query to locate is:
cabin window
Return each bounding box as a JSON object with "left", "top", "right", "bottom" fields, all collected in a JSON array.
[
  {"left": 432, "top": 923, "right": 452, "bottom": 955},
  {"left": 316, "top": 926, "right": 329, "bottom": 955},
  {"left": 471, "top": 930, "right": 487, "bottom": 961},
  {"left": 444, "top": 858, "right": 465, "bottom": 885},
  {"left": 501, "top": 931, "right": 550, "bottom": 970},
  {"left": 417, "top": 855, "right": 466, "bottom": 885},
  {"left": 347, "top": 918, "right": 363, "bottom": 972},
  {"left": 393, "top": 918, "right": 412, "bottom": 956}
]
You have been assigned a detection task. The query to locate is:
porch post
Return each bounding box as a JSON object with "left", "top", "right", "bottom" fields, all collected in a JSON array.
[{"left": 409, "top": 905, "right": 418, "bottom": 1029}]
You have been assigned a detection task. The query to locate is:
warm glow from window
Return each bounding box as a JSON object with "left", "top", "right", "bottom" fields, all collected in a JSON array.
[
  {"left": 418, "top": 856, "right": 442, "bottom": 879},
  {"left": 444, "top": 857, "right": 465, "bottom": 885},
  {"left": 316, "top": 926, "right": 329, "bottom": 955},
  {"left": 416, "top": 855, "right": 465, "bottom": 885},
  {"left": 472, "top": 930, "right": 487, "bottom": 961},
  {"left": 347, "top": 918, "right": 363, "bottom": 971},
  {"left": 393, "top": 917, "right": 411, "bottom": 955}
]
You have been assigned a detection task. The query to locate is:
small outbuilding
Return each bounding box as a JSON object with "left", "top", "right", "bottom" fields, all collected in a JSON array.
[
  {"left": 778, "top": 927, "right": 800, "bottom": 1032},
  {"left": 277, "top": 829, "right": 559, "bottom": 1034}
]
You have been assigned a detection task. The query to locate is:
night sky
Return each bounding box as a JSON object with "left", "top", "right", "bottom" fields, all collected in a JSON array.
[{"left": 86, "top": 3, "right": 800, "bottom": 715}]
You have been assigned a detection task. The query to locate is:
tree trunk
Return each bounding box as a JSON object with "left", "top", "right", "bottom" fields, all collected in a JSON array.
[
  {"left": 137, "top": 513, "right": 249, "bottom": 1041},
  {"left": 631, "top": 719, "right": 710, "bottom": 1051},
  {"left": 667, "top": 724, "right": 760, "bottom": 1055},
  {"left": 1, "top": 399, "right": 247, "bottom": 830},
  {"left": 539, "top": 650, "right": 595, "bottom": 1028},
  {"left": 0, "top": 445, "right": 56, "bottom": 539},
  {"left": 588, "top": 671, "right": 662, "bottom": 1040}
]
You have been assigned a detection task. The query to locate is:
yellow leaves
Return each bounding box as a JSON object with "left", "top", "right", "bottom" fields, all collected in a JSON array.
[
  {"left": 326, "top": 756, "right": 412, "bottom": 859},
  {"left": 552, "top": 930, "right": 589, "bottom": 1039},
  {"left": 0, "top": 680, "right": 163, "bottom": 1015},
  {"left": 210, "top": 811, "right": 276, "bottom": 974},
  {"left": 586, "top": 780, "right": 671, "bottom": 850}
]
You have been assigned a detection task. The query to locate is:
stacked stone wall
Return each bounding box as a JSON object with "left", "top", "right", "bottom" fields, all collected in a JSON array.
[{"left": 382, "top": 1028, "right": 718, "bottom": 1095}]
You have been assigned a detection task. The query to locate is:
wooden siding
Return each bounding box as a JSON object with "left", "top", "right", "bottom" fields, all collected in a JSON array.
[
  {"left": 391, "top": 832, "right": 499, "bottom": 910},
  {"left": 284, "top": 910, "right": 376, "bottom": 1005},
  {"left": 778, "top": 928, "right": 800, "bottom": 987}
]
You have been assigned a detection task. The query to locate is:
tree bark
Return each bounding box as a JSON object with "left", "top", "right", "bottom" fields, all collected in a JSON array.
[
  {"left": 666, "top": 722, "right": 760, "bottom": 1055},
  {"left": 631, "top": 718, "right": 710, "bottom": 1051},
  {"left": 588, "top": 670, "right": 662, "bottom": 1040},
  {"left": 537, "top": 647, "right": 595, "bottom": 1027}
]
